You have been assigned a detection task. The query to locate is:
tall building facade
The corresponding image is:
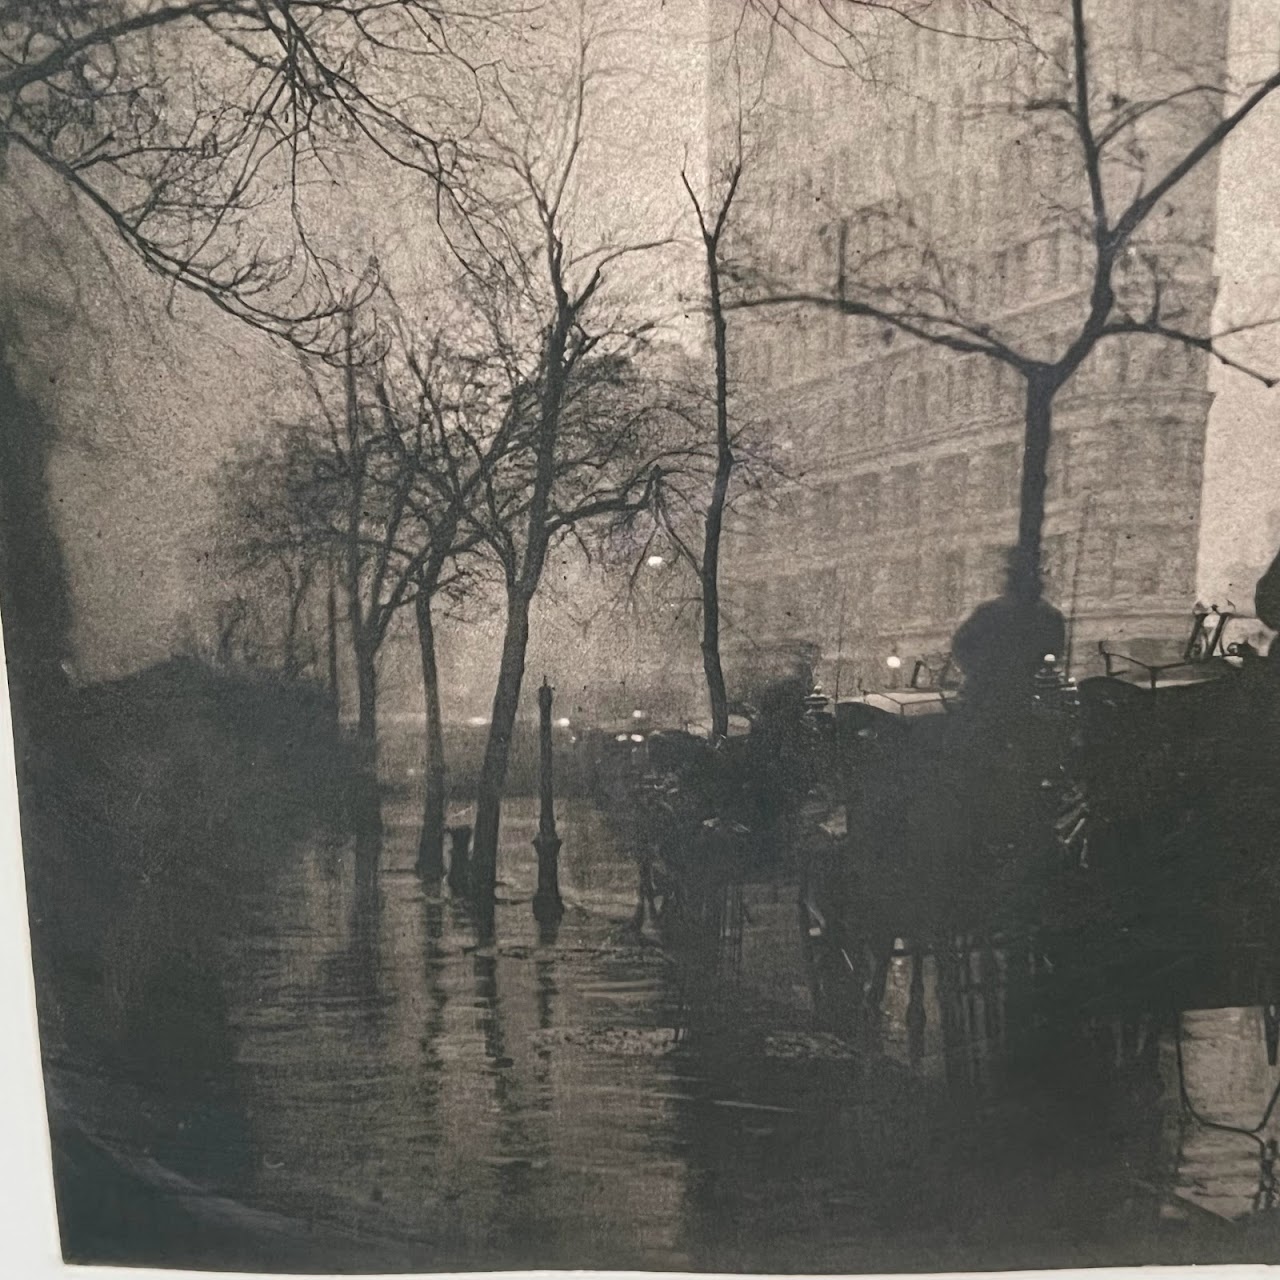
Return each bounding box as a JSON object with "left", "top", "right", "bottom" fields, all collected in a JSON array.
[{"left": 708, "top": 0, "right": 1240, "bottom": 694}]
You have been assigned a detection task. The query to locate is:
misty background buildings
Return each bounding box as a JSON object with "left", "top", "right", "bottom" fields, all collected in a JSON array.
[
  {"left": 716, "top": 0, "right": 1280, "bottom": 694},
  {"left": 1, "top": 0, "right": 1278, "bottom": 726}
]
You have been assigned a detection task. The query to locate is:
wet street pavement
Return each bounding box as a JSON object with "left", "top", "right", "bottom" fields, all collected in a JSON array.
[{"left": 44, "top": 785, "right": 1280, "bottom": 1272}]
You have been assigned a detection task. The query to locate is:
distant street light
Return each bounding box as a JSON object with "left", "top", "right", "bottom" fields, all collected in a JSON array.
[
  {"left": 467, "top": 715, "right": 489, "bottom": 726},
  {"left": 555, "top": 716, "right": 571, "bottom": 728},
  {"left": 646, "top": 554, "right": 665, "bottom": 568},
  {"left": 885, "top": 654, "right": 902, "bottom": 670},
  {"left": 631, "top": 709, "right": 646, "bottom": 720}
]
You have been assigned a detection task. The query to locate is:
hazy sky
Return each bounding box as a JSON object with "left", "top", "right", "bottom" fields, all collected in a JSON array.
[
  {"left": 5, "top": 0, "right": 1280, "bottom": 703},
  {"left": 1, "top": 0, "right": 711, "bottom": 693}
]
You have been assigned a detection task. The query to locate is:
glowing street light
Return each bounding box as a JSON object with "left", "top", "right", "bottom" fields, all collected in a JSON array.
[
  {"left": 885, "top": 654, "right": 902, "bottom": 670},
  {"left": 631, "top": 709, "right": 646, "bottom": 720},
  {"left": 555, "top": 716, "right": 571, "bottom": 728},
  {"left": 646, "top": 554, "right": 665, "bottom": 568}
]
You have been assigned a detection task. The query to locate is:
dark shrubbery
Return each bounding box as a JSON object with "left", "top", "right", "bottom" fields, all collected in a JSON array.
[{"left": 18, "top": 656, "right": 351, "bottom": 1074}]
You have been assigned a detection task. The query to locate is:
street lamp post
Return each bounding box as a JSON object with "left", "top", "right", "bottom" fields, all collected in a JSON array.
[
  {"left": 532, "top": 676, "right": 564, "bottom": 927},
  {"left": 886, "top": 651, "right": 903, "bottom": 690}
]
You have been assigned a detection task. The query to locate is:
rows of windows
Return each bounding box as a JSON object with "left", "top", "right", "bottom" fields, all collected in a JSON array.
[
  {"left": 823, "top": 428, "right": 1200, "bottom": 541},
  {"left": 752, "top": 307, "right": 1211, "bottom": 414},
  {"left": 839, "top": 544, "right": 1006, "bottom": 629},
  {"left": 739, "top": 519, "right": 1198, "bottom": 663},
  {"left": 826, "top": 525, "right": 1197, "bottom": 638},
  {"left": 838, "top": 443, "right": 1020, "bottom": 534}
]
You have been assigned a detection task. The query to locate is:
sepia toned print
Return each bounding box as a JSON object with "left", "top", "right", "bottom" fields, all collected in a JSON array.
[{"left": 4, "top": 0, "right": 1280, "bottom": 1271}]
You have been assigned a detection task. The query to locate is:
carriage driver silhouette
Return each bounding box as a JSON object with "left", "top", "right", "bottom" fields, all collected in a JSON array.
[
  {"left": 1255, "top": 542, "right": 1280, "bottom": 665},
  {"left": 933, "top": 547, "right": 1070, "bottom": 878},
  {"left": 950, "top": 547, "right": 1067, "bottom": 719}
]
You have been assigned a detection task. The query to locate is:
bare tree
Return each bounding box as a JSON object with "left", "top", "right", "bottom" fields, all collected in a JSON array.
[
  {"left": 216, "top": 425, "right": 329, "bottom": 679},
  {"left": 226, "top": 315, "right": 455, "bottom": 768},
  {"left": 426, "top": 6, "right": 691, "bottom": 909},
  {"left": 463, "top": 340, "right": 671, "bottom": 911},
  {"left": 390, "top": 327, "right": 514, "bottom": 876},
  {"left": 1, "top": 0, "right": 488, "bottom": 345},
  {"left": 740, "top": 0, "right": 1280, "bottom": 618},
  {"left": 676, "top": 154, "right": 743, "bottom": 742}
]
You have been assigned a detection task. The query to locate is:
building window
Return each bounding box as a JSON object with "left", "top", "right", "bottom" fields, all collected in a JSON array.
[
  {"left": 1113, "top": 535, "right": 1164, "bottom": 600},
  {"left": 1107, "top": 342, "right": 1131, "bottom": 388},
  {"left": 934, "top": 453, "right": 970, "bottom": 519},
  {"left": 849, "top": 472, "right": 882, "bottom": 532},
  {"left": 982, "top": 442, "right": 1021, "bottom": 512},
  {"left": 899, "top": 464, "right": 922, "bottom": 527},
  {"left": 1140, "top": 7, "right": 1160, "bottom": 54},
  {"left": 917, "top": 190, "right": 934, "bottom": 230},
  {"left": 1044, "top": 533, "right": 1070, "bottom": 599},
  {"left": 954, "top": 359, "right": 974, "bottom": 414},
  {"left": 1158, "top": 420, "right": 1201, "bottom": 491},
  {"left": 951, "top": 87, "right": 967, "bottom": 146},
  {"left": 1051, "top": 430, "right": 1073, "bottom": 499},
  {"left": 922, "top": 102, "right": 937, "bottom": 162},
  {"left": 912, "top": 373, "right": 928, "bottom": 427},
  {"left": 967, "top": 544, "right": 1005, "bottom": 602},
  {"left": 887, "top": 376, "right": 908, "bottom": 427},
  {"left": 871, "top": 560, "right": 895, "bottom": 617},
  {"left": 1079, "top": 531, "right": 1115, "bottom": 602},
  {"left": 862, "top": 379, "right": 886, "bottom": 430},
  {"left": 941, "top": 549, "right": 965, "bottom": 616},
  {"left": 967, "top": 168, "right": 983, "bottom": 222},
  {"left": 1070, "top": 430, "right": 1109, "bottom": 495},
  {"left": 757, "top": 339, "right": 773, "bottom": 385},
  {"left": 1149, "top": 342, "right": 1173, "bottom": 381},
  {"left": 817, "top": 480, "right": 841, "bottom": 535},
  {"left": 1047, "top": 230, "right": 1063, "bottom": 286},
  {"left": 1012, "top": 241, "right": 1029, "bottom": 294}
]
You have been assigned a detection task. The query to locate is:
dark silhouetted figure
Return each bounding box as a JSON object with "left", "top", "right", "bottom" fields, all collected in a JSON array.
[
  {"left": 950, "top": 551, "right": 1066, "bottom": 717},
  {"left": 1252, "top": 545, "right": 1280, "bottom": 673},
  {"left": 1256, "top": 546, "right": 1280, "bottom": 633}
]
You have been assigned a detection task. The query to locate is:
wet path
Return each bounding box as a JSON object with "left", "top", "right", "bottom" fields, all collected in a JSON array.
[{"left": 48, "top": 787, "right": 1280, "bottom": 1271}]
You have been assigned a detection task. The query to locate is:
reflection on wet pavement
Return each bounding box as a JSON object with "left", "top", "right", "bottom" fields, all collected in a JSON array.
[{"left": 68, "top": 788, "right": 1280, "bottom": 1271}]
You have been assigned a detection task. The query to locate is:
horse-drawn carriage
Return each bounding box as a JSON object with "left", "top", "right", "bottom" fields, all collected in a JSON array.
[{"left": 799, "top": 604, "right": 1280, "bottom": 1028}]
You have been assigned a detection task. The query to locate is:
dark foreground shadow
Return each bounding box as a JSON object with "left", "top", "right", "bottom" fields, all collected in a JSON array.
[{"left": 13, "top": 657, "right": 386, "bottom": 1270}]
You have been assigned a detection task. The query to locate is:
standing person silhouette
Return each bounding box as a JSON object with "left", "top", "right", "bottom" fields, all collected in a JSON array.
[
  {"left": 950, "top": 548, "right": 1067, "bottom": 719},
  {"left": 1256, "top": 544, "right": 1280, "bottom": 632},
  {"left": 1253, "top": 544, "right": 1280, "bottom": 669},
  {"left": 941, "top": 549, "right": 1068, "bottom": 912}
]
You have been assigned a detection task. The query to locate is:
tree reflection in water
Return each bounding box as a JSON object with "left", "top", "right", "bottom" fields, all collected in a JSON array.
[{"left": 114, "top": 785, "right": 1280, "bottom": 1273}]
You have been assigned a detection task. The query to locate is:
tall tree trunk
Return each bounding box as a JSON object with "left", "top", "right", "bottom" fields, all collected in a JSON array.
[
  {"left": 701, "top": 245, "right": 733, "bottom": 742},
  {"left": 701, "top": 554, "right": 730, "bottom": 742},
  {"left": 1017, "top": 372, "right": 1057, "bottom": 599},
  {"left": 326, "top": 569, "right": 339, "bottom": 716},
  {"left": 415, "top": 586, "right": 447, "bottom": 879},
  {"left": 684, "top": 163, "right": 742, "bottom": 743},
  {"left": 354, "top": 634, "right": 378, "bottom": 772},
  {"left": 471, "top": 590, "right": 534, "bottom": 909},
  {"left": 282, "top": 567, "right": 307, "bottom": 680}
]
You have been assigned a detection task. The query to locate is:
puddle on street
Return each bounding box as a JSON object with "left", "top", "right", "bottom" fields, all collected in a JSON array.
[{"left": 49, "top": 790, "right": 1280, "bottom": 1271}]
